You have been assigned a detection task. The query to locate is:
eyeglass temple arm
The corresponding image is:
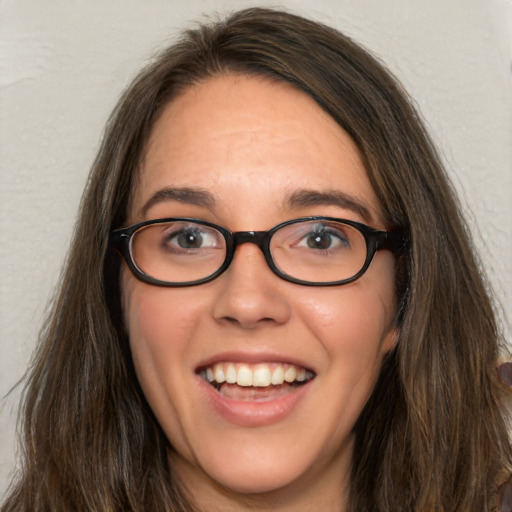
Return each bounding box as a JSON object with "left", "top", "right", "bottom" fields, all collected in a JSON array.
[{"left": 380, "top": 230, "right": 409, "bottom": 255}]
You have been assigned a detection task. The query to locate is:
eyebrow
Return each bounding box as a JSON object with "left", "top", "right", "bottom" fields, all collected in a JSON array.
[
  {"left": 140, "top": 187, "right": 216, "bottom": 217},
  {"left": 285, "top": 189, "right": 372, "bottom": 222},
  {"left": 140, "top": 186, "right": 373, "bottom": 222}
]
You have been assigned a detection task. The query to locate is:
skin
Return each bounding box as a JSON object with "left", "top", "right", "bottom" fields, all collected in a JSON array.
[{"left": 122, "top": 74, "right": 398, "bottom": 511}]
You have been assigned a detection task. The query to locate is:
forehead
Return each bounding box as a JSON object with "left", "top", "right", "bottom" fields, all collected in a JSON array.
[{"left": 131, "top": 74, "right": 384, "bottom": 226}]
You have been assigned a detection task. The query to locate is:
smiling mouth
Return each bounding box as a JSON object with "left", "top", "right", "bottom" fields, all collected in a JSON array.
[{"left": 198, "top": 362, "right": 315, "bottom": 400}]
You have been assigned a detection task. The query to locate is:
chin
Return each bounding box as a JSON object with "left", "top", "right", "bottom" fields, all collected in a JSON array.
[
  {"left": 199, "top": 443, "right": 326, "bottom": 497},
  {"left": 171, "top": 444, "right": 315, "bottom": 497},
  {"left": 216, "top": 468, "right": 301, "bottom": 495}
]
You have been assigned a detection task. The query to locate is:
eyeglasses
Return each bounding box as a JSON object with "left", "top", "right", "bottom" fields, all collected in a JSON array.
[{"left": 110, "top": 216, "right": 406, "bottom": 287}]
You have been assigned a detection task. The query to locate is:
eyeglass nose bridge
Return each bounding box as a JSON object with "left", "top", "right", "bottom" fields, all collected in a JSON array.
[
  {"left": 224, "top": 230, "right": 275, "bottom": 271},
  {"left": 232, "top": 230, "right": 269, "bottom": 247}
]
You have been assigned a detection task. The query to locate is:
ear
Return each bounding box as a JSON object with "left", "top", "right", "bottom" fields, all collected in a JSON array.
[{"left": 382, "top": 325, "right": 399, "bottom": 354}]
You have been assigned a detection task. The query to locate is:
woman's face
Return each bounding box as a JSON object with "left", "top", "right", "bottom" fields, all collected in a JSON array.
[{"left": 122, "top": 74, "right": 398, "bottom": 507}]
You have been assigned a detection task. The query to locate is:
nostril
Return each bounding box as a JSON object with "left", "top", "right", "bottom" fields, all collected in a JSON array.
[{"left": 219, "top": 314, "right": 277, "bottom": 329}]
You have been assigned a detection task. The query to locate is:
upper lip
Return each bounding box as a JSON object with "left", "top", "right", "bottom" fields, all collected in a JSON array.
[{"left": 194, "top": 351, "right": 317, "bottom": 374}]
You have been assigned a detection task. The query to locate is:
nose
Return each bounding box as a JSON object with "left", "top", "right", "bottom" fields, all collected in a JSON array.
[{"left": 212, "top": 242, "right": 291, "bottom": 329}]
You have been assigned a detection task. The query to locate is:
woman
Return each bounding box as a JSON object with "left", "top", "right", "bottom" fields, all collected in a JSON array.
[{"left": 3, "top": 7, "right": 511, "bottom": 512}]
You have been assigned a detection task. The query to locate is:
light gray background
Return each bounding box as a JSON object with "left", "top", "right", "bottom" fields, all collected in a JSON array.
[{"left": 1, "top": 0, "right": 511, "bottom": 498}]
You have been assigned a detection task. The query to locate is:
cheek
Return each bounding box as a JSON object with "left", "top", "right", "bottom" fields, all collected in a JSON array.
[
  {"left": 296, "top": 253, "right": 397, "bottom": 375},
  {"left": 123, "top": 285, "right": 175, "bottom": 401},
  {"left": 121, "top": 274, "right": 203, "bottom": 397},
  {"left": 301, "top": 291, "right": 394, "bottom": 378},
  {"left": 121, "top": 276, "right": 211, "bottom": 453},
  {"left": 299, "top": 286, "right": 395, "bottom": 351},
  {"left": 123, "top": 272, "right": 206, "bottom": 352}
]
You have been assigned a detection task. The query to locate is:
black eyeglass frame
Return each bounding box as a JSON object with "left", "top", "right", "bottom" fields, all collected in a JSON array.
[{"left": 109, "top": 216, "right": 407, "bottom": 287}]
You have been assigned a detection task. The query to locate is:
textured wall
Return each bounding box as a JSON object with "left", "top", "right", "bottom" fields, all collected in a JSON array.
[{"left": 1, "top": 0, "right": 511, "bottom": 498}]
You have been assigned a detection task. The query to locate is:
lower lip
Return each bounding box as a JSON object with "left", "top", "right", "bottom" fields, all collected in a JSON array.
[{"left": 196, "top": 377, "right": 313, "bottom": 427}]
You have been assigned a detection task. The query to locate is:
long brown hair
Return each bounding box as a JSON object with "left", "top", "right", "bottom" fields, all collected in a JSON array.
[{"left": 3, "top": 8, "right": 511, "bottom": 511}]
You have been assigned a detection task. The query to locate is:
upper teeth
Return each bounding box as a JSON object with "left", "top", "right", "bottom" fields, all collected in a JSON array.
[{"left": 200, "top": 363, "right": 313, "bottom": 387}]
